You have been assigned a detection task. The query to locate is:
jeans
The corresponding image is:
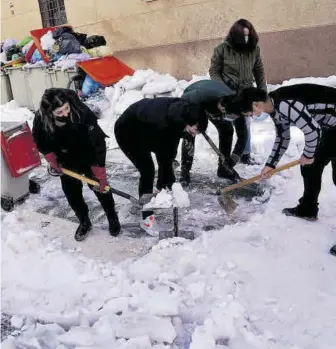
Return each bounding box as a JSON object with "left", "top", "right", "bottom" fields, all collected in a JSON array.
[{"left": 243, "top": 117, "right": 252, "bottom": 154}]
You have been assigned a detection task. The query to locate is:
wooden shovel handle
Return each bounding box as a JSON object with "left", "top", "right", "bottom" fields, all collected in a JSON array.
[
  {"left": 220, "top": 159, "right": 300, "bottom": 193},
  {"left": 61, "top": 167, "right": 110, "bottom": 192}
]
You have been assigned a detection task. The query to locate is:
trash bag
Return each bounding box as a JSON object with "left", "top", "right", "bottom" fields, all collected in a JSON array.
[
  {"left": 40, "top": 31, "right": 55, "bottom": 51},
  {"left": 22, "top": 40, "right": 34, "bottom": 56},
  {"left": 85, "top": 35, "right": 107, "bottom": 49},
  {"left": 52, "top": 27, "right": 74, "bottom": 40},
  {"left": 19, "top": 36, "right": 32, "bottom": 47},
  {"left": 87, "top": 46, "right": 112, "bottom": 57},
  {"left": 73, "top": 32, "right": 87, "bottom": 46},
  {"left": 81, "top": 75, "right": 101, "bottom": 97},
  {"left": 3, "top": 39, "right": 19, "bottom": 53},
  {"left": 6, "top": 45, "right": 23, "bottom": 61},
  {"left": 58, "top": 33, "right": 82, "bottom": 55},
  {"left": 31, "top": 49, "right": 43, "bottom": 63}
]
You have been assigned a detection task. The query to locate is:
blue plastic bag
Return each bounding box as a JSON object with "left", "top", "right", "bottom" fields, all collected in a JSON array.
[
  {"left": 81, "top": 75, "right": 101, "bottom": 97},
  {"left": 31, "top": 49, "right": 43, "bottom": 64}
]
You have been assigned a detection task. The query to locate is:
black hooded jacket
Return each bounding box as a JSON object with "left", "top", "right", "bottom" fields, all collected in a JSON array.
[
  {"left": 114, "top": 97, "right": 208, "bottom": 188},
  {"left": 32, "top": 90, "right": 108, "bottom": 170}
]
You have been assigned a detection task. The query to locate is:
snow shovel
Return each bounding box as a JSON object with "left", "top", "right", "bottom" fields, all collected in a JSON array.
[
  {"left": 60, "top": 168, "right": 193, "bottom": 239},
  {"left": 60, "top": 167, "right": 141, "bottom": 208},
  {"left": 217, "top": 159, "right": 301, "bottom": 214}
]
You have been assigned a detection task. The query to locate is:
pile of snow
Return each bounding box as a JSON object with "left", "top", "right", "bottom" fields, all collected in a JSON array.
[
  {"left": 267, "top": 75, "right": 336, "bottom": 92},
  {"left": 172, "top": 182, "right": 190, "bottom": 208},
  {"left": 0, "top": 100, "right": 35, "bottom": 126},
  {"left": 144, "top": 183, "right": 190, "bottom": 209}
]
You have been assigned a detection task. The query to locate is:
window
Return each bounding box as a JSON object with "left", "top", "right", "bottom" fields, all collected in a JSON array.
[{"left": 38, "top": 0, "right": 67, "bottom": 28}]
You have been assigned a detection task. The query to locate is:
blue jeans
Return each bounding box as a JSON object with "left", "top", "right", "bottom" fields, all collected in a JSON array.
[{"left": 243, "top": 116, "right": 252, "bottom": 154}]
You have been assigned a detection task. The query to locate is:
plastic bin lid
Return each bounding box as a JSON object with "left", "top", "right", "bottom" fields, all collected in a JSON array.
[
  {"left": 26, "top": 25, "right": 73, "bottom": 64},
  {"left": 0, "top": 121, "right": 26, "bottom": 132},
  {"left": 77, "top": 56, "right": 134, "bottom": 86}
]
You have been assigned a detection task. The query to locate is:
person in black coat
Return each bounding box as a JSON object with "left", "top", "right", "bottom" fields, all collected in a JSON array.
[
  {"left": 32, "top": 88, "right": 120, "bottom": 241},
  {"left": 114, "top": 97, "right": 208, "bottom": 236},
  {"left": 180, "top": 79, "right": 248, "bottom": 185}
]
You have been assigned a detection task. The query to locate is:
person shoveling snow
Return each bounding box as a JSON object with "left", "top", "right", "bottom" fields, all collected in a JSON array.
[
  {"left": 237, "top": 83, "right": 336, "bottom": 221},
  {"left": 32, "top": 88, "right": 121, "bottom": 241},
  {"left": 114, "top": 97, "right": 207, "bottom": 236}
]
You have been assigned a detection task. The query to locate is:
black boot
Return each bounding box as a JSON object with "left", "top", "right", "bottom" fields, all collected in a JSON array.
[
  {"left": 75, "top": 216, "right": 92, "bottom": 241},
  {"left": 217, "top": 164, "right": 240, "bottom": 181},
  {"left": 240, "top": 154, "right": 260, "bottom": 165},
  {"left": 282, "top": 203, "right": 318, "bottom": 221},
  {"left": 108, "top": 212, "right": 121, "bottom": 236}
]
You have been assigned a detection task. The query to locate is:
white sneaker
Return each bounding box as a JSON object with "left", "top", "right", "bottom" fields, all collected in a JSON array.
[{"left": 140, "top": 215, "right": 159, "bottom": 237}]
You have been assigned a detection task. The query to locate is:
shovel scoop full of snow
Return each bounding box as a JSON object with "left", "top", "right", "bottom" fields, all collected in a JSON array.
[
  {"left": 217, "top": 159, "right": 300, "bottom": 214},
  {"left": 142, "top": 183, "right": 194, "bottom": 240}
]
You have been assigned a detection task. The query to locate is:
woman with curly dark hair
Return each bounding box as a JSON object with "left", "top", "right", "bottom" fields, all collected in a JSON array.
[
  {"left": 32, "top": 88, "right": 121, "bottom": 241},
  {"left": 209, "top": 18, "right": 267, "bottom": 166}
]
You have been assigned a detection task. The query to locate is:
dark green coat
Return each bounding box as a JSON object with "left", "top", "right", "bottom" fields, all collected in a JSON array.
[
  {"left": 209, "top": 40, "right": 267, "bottom": 92},
  {"left": 181, "top": 79, "right": 236, "bottom": 114}
]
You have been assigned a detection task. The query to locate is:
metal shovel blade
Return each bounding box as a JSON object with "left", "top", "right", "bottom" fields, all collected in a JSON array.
[
  {"left": 217, "top": 195, "right": 238, "bottom": 214},
  {"left": 159, "top": 207, "right": 195, "bottom": 240},
  {"left": 159, "top": 230, "right": 195, "bottom": 240}
]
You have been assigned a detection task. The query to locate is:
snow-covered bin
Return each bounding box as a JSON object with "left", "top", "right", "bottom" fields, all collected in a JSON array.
[
  {"left": 1, "top": 121, "right": 41, "bottom": 212},
  {"left": 0, "top": 72, "right": 13, "bottom": 105},
  {"left": 5, "top": 67, "right": 33, "bottom": 110},
  {"left": 24, "top": 66, "right": 53, "bottom": 111},
  {"left": 48, "top": 67, "right": 78, "bottom": 89}
]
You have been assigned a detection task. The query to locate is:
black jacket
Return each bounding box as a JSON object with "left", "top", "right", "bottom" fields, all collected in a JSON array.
[
  {"left": 181, "top": 80, "right": 248, "bottom": 158},
  {"left": 32, "top": 96, "right": 108, "bottom": 170},
  {"left": 114, "top": 97, "right": 207, "bottom": 188}
]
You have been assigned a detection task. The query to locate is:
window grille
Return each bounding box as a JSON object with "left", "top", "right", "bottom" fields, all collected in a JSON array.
[{"left": 38, "top": 0, "right": 67, "bottom": 28}]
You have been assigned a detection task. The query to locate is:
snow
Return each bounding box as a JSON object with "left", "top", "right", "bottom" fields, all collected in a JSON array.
[
  {"left": 0, "top": 100, "right": 35, "bottom": 125},
  {"left": 143, "top": 184, "right": 190, "bottom": 209},
  {"left": 172, "top": 182, "right": 191, "bottom": 208},
  {"left": 144, "top": 189, "right": 174, "bottom": 209},
  {"left": 1, "top": 72, "right": 336, "bottom": 348}
]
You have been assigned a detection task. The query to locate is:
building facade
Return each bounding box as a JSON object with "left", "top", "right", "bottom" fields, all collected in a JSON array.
[{"left": 1, "top": 0, "right": 336, "bottom": 82}]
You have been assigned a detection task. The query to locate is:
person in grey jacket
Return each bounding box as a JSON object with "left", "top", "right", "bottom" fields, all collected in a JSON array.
[{"left": 209, "top": 18, "right": 267, "bottom": 165}]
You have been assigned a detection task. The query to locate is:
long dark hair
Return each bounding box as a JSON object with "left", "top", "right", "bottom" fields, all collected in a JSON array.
[
  {"left": 39, "top": 88, "right": 84, "bottom": 133},
  {"left": 226, "top": 18, "right": 259, "bottom": 52}
]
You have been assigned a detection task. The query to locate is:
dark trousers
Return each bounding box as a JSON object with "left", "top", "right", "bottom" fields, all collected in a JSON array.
[
  {"left": 118, "top": 148, "right": 155, "bottom": 219},
  {"left": 181, "top": 118, "right": 234, "bottom": 173},
  {"left": 300, "top": 128, "right": 336, "bottom": 211},
  {"left": 60, "top": 174, "right": 117, "bottom": 223}
]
